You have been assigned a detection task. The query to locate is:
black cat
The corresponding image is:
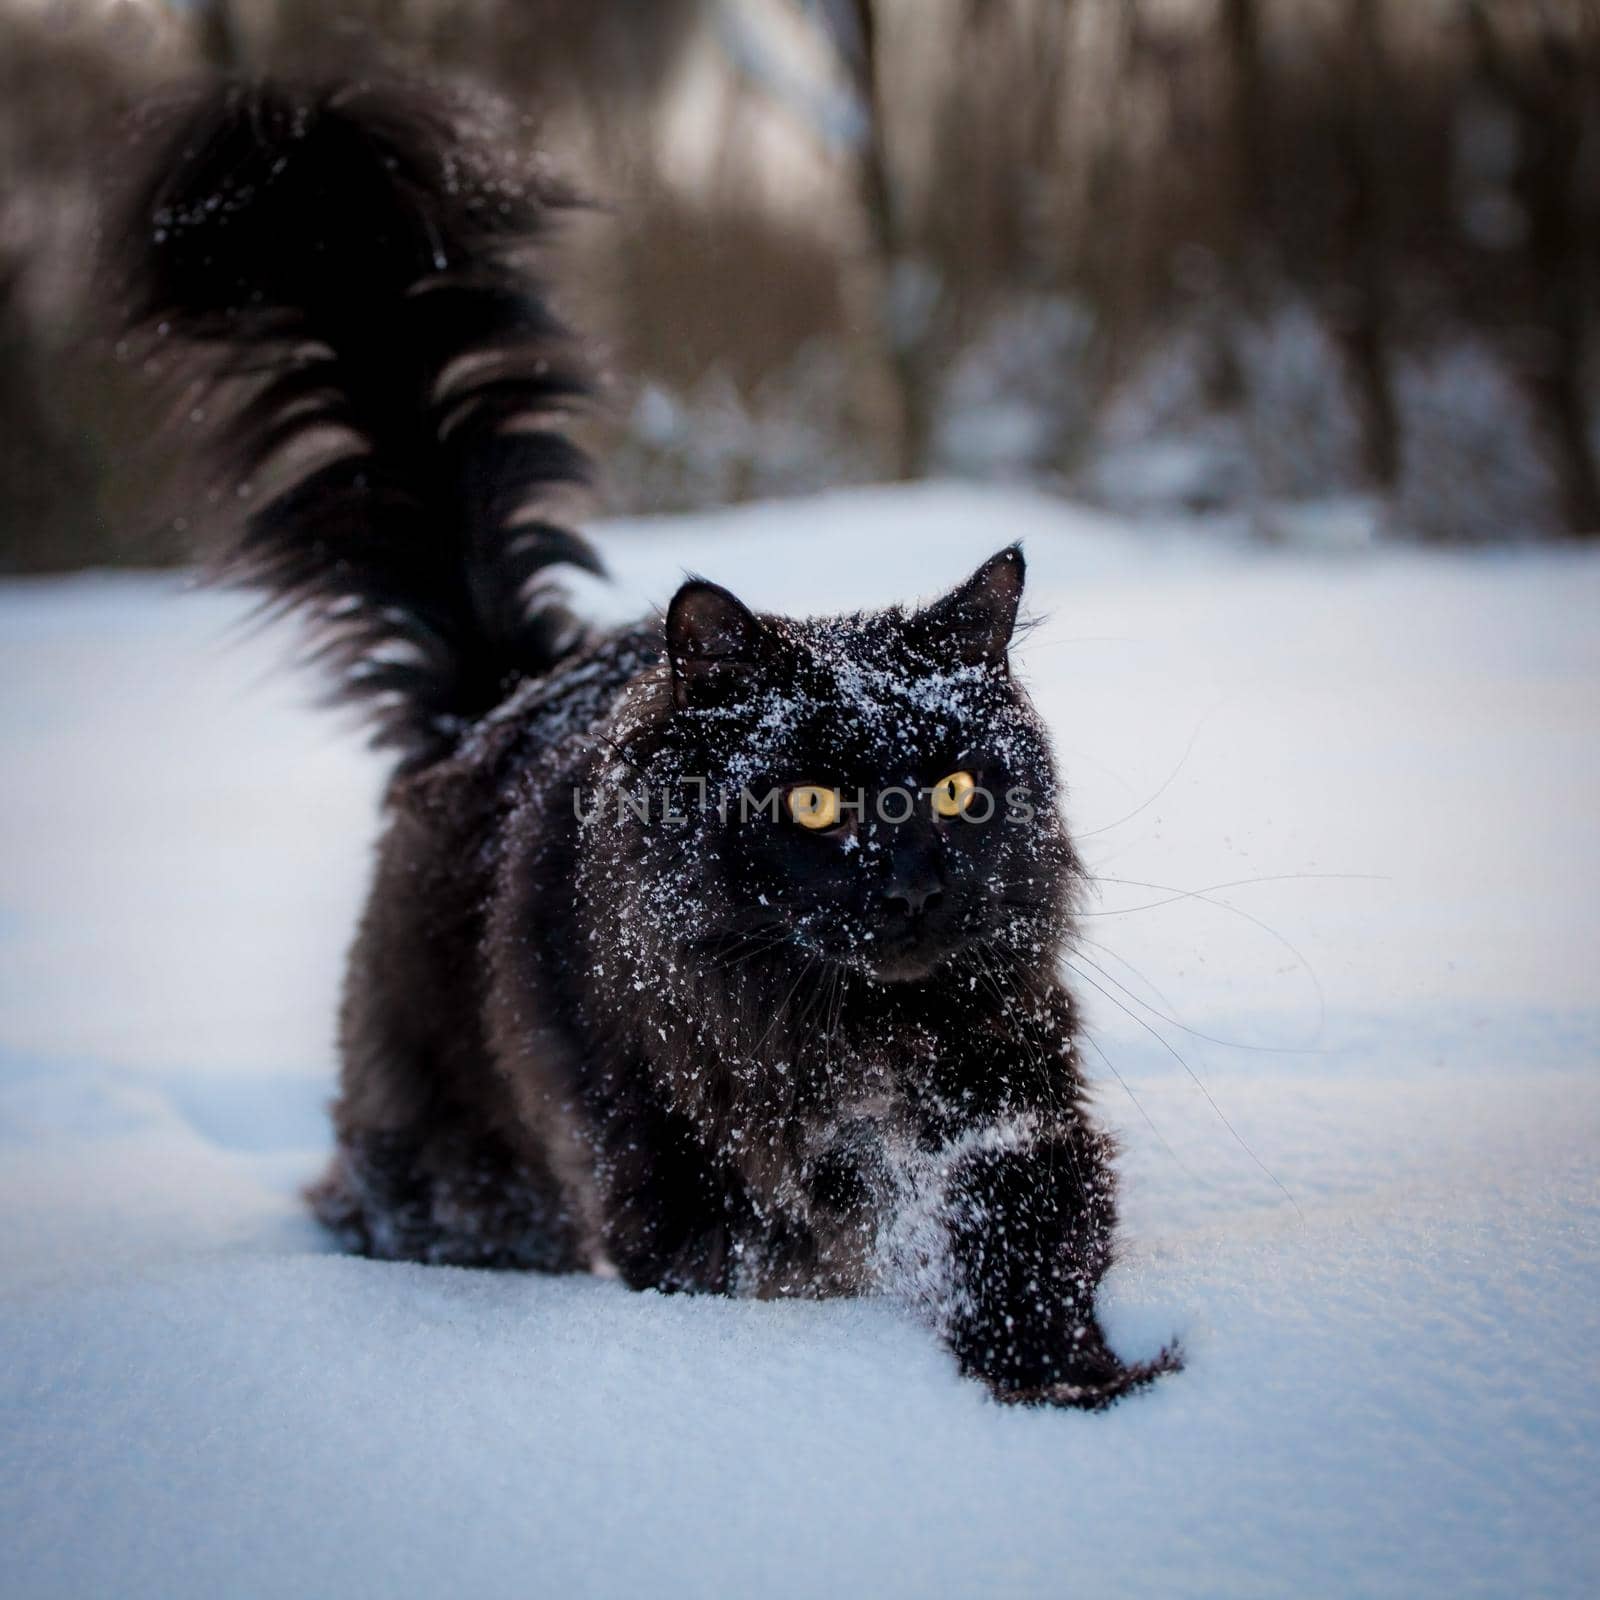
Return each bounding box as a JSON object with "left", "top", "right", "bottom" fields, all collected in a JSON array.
[{"left": 117, "top": 79, "right": 1179, "bottom": 1408}]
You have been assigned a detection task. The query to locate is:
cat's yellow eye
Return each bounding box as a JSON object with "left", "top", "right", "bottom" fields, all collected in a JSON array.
[
  {"left": 932, "top": 770, "right": 977, "bottom": 818},
  {"left": 787, "top": 785, "right": 840, "bottom": 830}
]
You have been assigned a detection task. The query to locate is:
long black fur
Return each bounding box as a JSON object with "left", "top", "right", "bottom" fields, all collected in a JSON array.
[
  {"left": 116, "top": 77, "right": 1179, "bottom": 1410},
  {"left": 118, "top": 78, "right": 600, "bottom": 766}
]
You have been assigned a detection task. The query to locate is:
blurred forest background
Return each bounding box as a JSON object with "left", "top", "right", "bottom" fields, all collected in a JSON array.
[{"left": 1, "top": 0, "right": 1597, "bottom": 570}]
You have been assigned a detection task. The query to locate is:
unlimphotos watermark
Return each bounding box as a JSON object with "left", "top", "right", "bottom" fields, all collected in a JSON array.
[{"left": 572, "top": 779, "right": 1035, "bottom": 827}]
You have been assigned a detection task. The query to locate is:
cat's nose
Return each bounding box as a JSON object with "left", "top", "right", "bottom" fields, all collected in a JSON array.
[{"left": 883, "top": 865, "right": 944, "bottom": 917}]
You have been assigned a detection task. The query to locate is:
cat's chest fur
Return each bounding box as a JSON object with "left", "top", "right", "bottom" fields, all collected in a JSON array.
[{"left": 588, "top": 933, "right": 929, "bottom": 1195}]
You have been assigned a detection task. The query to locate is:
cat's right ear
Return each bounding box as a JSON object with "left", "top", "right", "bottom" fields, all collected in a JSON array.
[
  {"left": 666, "top": 579, "right": 767, "bottom": 710},
  {"left": 907, "top": 545, "right": 1026, "bottom": 670}
]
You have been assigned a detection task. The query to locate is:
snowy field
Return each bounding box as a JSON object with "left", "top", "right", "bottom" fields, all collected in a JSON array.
[{"left": 2, "top": 484, "right": 1597, "bottom": 1599}]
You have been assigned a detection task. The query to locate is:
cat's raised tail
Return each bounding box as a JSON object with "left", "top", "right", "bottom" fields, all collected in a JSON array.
[{"left": 114, "top": 78, "right": 602, "bottom": 769}]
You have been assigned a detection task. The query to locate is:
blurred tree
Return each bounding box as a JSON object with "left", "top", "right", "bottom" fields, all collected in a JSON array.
[
  {"left": 1328, "top": 0, "right": 1401, "bottom": 491},
  {"left": 843, "top": 0, "right": 932, "bottom": 479},
  {"left": 1215, "top": 0, "right": 1266, "bottom": 406},
  {"left": 1465, "top": 0, "right": 1599, "bottom": 536},
  {"left": 194, "top": 0, "right": 243, "bottom": 68}
]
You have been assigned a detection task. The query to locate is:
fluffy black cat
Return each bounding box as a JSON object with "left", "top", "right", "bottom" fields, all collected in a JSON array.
[{"left": 117, "top": 79, "right": 1179, "bottom": 1408}]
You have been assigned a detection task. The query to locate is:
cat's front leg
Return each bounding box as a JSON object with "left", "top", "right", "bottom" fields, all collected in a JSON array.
[
  {"left": 588, "top": 1068, "right": 795, "bottom": 1295},
  {"left": 883, "top": 1113, "right": 1180, "bottom": 1409},
  {"left": 597, "top": 1116, "right": 747, "bottom": 1293}
]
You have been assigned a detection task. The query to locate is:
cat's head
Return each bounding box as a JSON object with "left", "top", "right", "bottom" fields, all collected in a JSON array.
[{"left": 601, "top": 547, "right": 1076, "bottom": 986}]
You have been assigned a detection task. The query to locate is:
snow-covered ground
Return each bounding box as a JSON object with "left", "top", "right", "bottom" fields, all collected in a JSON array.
[{"left": 2, "top": 484, "right": 1597, "bottom": 1598}]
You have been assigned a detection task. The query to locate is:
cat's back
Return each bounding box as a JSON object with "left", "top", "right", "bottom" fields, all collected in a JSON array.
[
  {"left": 340, "top": 620, "right": 662, "bottom": 1114},
  {"left": 371, "top": 618, "right": 663, "bottom": 978},
  {"left": 394, "top": 620, "right": 662, "bottom": 828}
]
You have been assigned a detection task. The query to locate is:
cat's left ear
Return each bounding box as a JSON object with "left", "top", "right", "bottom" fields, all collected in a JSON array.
[
  {"left": 909, "top": 545, "right": 1026, "bottom": 669},
  {"left": 666, "top": 578, "right": 769, "bottom": 710}
]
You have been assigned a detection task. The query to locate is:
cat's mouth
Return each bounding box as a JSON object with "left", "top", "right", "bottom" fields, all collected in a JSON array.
[
  {"left": 865, "top": 924, "right": 966, "bottom": 983},
  {"left": 870, "top": 952, "right": 948, "bottom": 983}
]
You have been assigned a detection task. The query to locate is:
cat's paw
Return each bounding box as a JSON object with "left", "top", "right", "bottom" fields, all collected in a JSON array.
[{"left": 984, "top": 1343, "right": 1184, "bottom": 1411}]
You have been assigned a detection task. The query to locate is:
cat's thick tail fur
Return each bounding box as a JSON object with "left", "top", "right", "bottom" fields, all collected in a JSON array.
[{"left": 115, "top": 78, "right": 602, "bottom": 769}]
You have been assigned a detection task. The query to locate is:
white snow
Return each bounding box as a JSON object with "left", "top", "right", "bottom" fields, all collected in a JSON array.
[{"left": 2, "top": 484, "right": 1597, "bottom": 1598}]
